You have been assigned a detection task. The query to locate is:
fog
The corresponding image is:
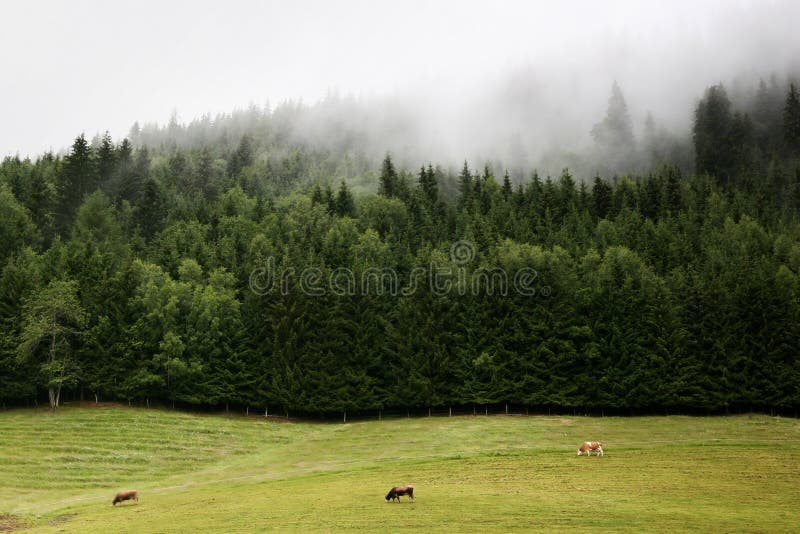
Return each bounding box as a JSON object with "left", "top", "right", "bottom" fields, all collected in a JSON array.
[{"left": 2, "top": 0, "right": 799, "bottom": 176}]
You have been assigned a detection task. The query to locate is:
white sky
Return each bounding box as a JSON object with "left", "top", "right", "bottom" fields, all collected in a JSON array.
[{"left": 1, "top": 0, "right": 798, "bottom": 157}]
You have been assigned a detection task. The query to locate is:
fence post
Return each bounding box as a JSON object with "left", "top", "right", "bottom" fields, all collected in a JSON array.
[
  {"left": 344, "top": 411, "right": 347, "bottom": 423},
  {"left": 505, "top": 403, "right": 508, "bottom": 415},
  {"left": 449, "top": 406, "right": 452, "bottom": 417}
]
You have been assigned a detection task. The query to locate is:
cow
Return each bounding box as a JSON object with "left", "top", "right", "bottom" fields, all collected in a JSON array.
[
  {"left": 385, "top": 485, "right": 414, "bottom": 503},
  {"left": 577, "top": 441, "right": 604, "bottom": 456},
  {"left": 112, "top": 490, "right": 139, "bottom": 506}
]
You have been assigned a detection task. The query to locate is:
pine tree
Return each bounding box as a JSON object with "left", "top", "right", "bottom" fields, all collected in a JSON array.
[
  {"left": 592, "top": 176, "right": 612, "bottom": 220},
  {"left": 457, "top": 161, "right": 472, "bottom": 209},
  {"left": 57, "top": 134, "right": 96, "bottom": 234},
  {"left": 96, "top": 131, "right": 116, "bottom": 187},
  {"left": 136, "top": 178, "right": 164, "bottom": 239},
  {"left": 335, "top": 179, "right": 356, "bottom": 217},
  {"left": 378, "top": 153, "right": 397, "bottom": 198},
  {"left": 419, "top": 164, "right": 439, "bottom": 206},
  {"left": 694, "top": 84, "right": 734, "bottom": 183},
  {"left": 664, "top": 166, "right": 684, "bottom": 216},
  {"left": 118, "top": 146, "right": 148, "bottom": 206},
  {"left": 592, "top": 81, "right": 635, "bottom": 149},
  {"left": 591, "top": 81, "right": 636, "bottom": 173},
  {"left": 751, "top": 78, "right": 783, "bottom": 151},
  {"left": 310, "top": 183, "right": 324, "bottom": 206},
  {"left": 195, "top": 147, "right": 217, "bottom": 200},
  {"left": 228, "top": 135, "right": 253, "bottom": 178},
  {"left": 784, "top": 83, "right": 800, "bottom": 153},
  {"left": 324, "top": 184, "right": 336, "bottom": 214},
  {"left": 502, "top": 171, "right": 512, "bottom": 200}
]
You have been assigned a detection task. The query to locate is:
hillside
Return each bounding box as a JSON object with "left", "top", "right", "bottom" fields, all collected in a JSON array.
[{"left": 1, "top": 76, "right": 799, "bottom": 415}]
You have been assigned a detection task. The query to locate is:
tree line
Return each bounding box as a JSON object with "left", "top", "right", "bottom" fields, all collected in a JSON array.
[{"left": 1, "top": 80, "right": 799, "bottom": 414}]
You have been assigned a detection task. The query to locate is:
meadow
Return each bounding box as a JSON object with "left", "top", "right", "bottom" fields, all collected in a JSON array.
[{"left": 1, "top": 406, "right": 799, "bottom": 532}]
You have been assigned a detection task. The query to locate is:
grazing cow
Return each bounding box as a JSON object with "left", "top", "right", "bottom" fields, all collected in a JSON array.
[
  {"left": 112, "top": 490, "right": 139, "bottom": 506},
  {"left": 577, "top": 441, "right": 604, "bottom": 456},
  {"left": 385, "top": 485, "right": 414, "bottom": 503}
]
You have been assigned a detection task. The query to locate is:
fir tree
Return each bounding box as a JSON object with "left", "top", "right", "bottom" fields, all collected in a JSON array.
[
  {"left": 379, "top": 153, "right": 397, "bottom": 198},
  {"left": 784, "top": 83, "right": 800, "bottom": 153}
]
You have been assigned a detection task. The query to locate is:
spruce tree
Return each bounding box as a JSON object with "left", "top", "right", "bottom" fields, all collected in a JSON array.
[
  {"left": 693, "top": 84, "right": 734, "bottom": 183},
  {"left": 457, "top": 161, "right": 472, "bottom": 209},
  {"left": 335, "top": 179, "right": 356, "bottom": 217},
  {"left": 57, "top": 134, "right": 96, "bottom": 234},
  {"left": 502, "top": 171, "right": 512, "bottom": 200},
  {"left": 784, "top": 83, "right": 800, "bottom": 153},
  {"left": 96, "top": 131, "right": 116, "bottom": 187},
  {"left": 378, "top": 153, "right": 397, "bottom": 198},
  {"left": 592, "top": 176, "right": 612, "bottom": 220}
]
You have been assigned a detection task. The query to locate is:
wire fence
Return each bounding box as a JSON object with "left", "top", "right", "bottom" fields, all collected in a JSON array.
[{"left": 4, "top": 396, "right": 797, "bottom": 420}]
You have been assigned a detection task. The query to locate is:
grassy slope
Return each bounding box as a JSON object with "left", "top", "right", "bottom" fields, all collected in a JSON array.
[{"left": 1, "top": 407, "right": 799, "bottom": 532}]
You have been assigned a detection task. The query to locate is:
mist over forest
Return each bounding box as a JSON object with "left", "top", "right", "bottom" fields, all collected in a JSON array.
[{"left": 125, "top": 66, "right": 798, "bottom": 183}]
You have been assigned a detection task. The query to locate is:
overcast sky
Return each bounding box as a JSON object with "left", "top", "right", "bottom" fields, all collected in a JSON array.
[{"left": 2, "top": 0, "right": 798, "bottom": 158}]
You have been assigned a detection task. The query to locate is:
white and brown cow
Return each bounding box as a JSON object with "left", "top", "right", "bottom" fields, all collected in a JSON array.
[{"left": 577, "top": 441, "right": 603, "bottom": 456}]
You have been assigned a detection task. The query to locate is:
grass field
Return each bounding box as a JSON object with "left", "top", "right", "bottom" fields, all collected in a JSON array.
[{"left": 1, "top": 406, "right": 799, "bottom": 532}]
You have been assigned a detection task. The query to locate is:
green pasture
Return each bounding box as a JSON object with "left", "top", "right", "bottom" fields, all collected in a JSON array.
[{"left": 1, "top": 407, "right": 798, "bottom": 532}]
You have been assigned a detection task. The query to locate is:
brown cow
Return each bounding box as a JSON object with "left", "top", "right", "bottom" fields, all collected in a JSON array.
[
  {"left": 385, "top": 485, "right": 414, "bottom": 503},
  {"left": 577, "top": 441, "right": 604, "bottom": 456},
  {"left": 112, "top": 490, "right": 139, "bottom": 506}
]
